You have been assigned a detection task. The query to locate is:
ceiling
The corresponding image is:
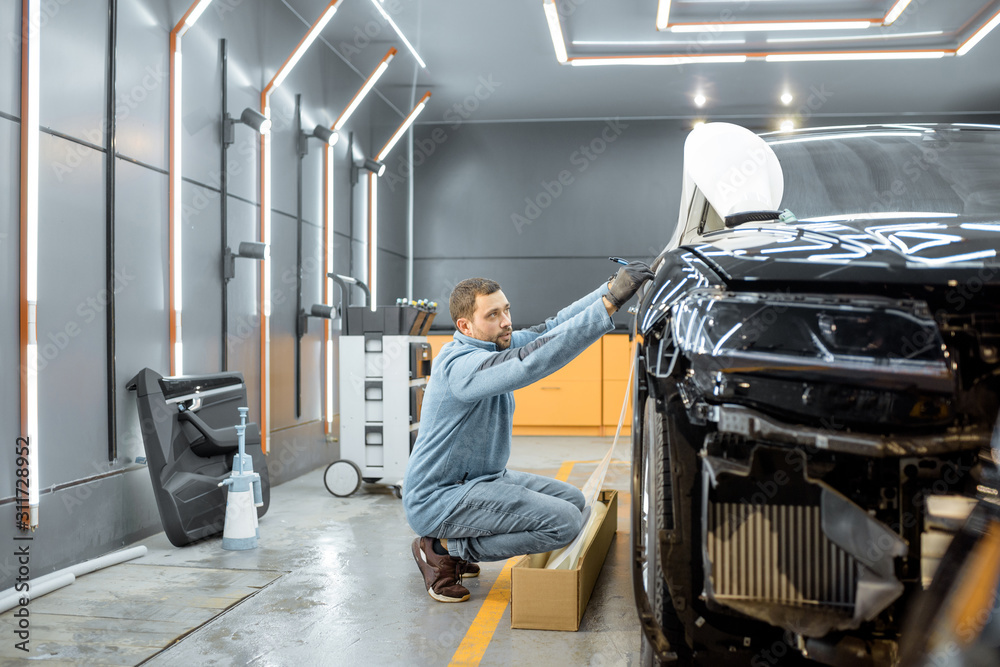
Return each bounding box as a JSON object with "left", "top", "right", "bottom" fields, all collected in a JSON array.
[{"left": 284, "top": 0, "right": 1000, "bottom": 129}]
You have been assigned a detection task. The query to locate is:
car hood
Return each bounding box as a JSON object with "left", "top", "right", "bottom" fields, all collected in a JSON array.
[{"left": 686, "top": 216, "right": 1000, "bottom": 285}]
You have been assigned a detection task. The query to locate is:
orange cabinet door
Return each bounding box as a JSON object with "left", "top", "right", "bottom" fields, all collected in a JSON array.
[
  {"left": 426, "top": 334, "right": 454, "bottom": 360},
  {"left": 602, "top": 379, "right": 633, "bottom": 434},
  {"left": 602, "top": 335, "right": 633, "bottom": 435},
  {"left": 513, "top": 380, "right": 602, "bottom": 426},
  {"left": 602, "top": 334, "right": 633, "bottom": 381}
]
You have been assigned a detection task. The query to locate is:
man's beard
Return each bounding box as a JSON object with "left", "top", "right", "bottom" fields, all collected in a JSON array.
[{"left": 488, "top": 328, "right": 513, "bottom": 350}]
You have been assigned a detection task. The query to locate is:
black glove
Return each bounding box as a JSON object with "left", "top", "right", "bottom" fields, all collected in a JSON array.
[{"left": 606, "top": 261, "right": 653, "bottom": 309}]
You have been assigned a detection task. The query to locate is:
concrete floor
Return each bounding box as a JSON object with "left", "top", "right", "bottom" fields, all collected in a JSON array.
[{"left": 3, "top": 436, "right": 642, "bottom": 666}]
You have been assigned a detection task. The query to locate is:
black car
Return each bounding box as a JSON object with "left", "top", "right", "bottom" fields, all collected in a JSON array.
[{"left": 632, "top": 123, "right": 1000, "bottom": 666}]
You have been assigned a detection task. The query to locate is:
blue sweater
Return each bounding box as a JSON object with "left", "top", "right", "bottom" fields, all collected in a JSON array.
[{"left": 402, "top": 284, "right": 615, "bottom": 537}]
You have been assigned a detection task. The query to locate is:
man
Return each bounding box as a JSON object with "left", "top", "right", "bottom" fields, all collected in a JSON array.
[{"left": 403, "top": 262, "right": 653, "bottom": 602}]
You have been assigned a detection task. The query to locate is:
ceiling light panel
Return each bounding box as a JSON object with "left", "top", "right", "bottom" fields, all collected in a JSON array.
[
  {"left": 671, "top": 21, "right": 873, "bottom": 33},
  {"left": 543, "top": 0, "right": 1000, "bottom": 67},
  {"left": 766, "top": 30, "right": 943, "bottom": 44}
]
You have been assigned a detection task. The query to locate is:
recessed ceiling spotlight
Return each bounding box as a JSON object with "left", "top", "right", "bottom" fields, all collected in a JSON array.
[
  {"left": 780, "top": 92, "right": 793, "bottom": 105},
  {"left": 780, "top": 119, "right": 795, "bottom": 132},
  {"left": 694, "top": 93, "right": 706, "bottom": 107}
]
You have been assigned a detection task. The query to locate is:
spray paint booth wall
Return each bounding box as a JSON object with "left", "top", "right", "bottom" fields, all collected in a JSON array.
[{"left": 0, "top": 0, "right": 411, "bottom": 587}]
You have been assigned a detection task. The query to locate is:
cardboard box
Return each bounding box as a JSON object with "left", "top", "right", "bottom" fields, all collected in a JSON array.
[{"left": 510, "top": 490, "right": 618, "bottom": 631}]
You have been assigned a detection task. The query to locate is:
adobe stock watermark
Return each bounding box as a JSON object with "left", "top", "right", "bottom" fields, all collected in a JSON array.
[
  {"left": 511, "top": 119, "right": 628, "bottom": 234},
  {"left": 383, "top": 74, "right": 503, "bottom": 192}
]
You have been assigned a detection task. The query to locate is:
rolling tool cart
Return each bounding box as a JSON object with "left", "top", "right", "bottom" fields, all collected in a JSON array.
[{"left": 324, "top": 275, "right": 437, "bottom": 498}]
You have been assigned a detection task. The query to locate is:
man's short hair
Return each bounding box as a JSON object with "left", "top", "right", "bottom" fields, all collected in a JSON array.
[{"left": 449, "top": 278, "right": 501, "bottom": 325}]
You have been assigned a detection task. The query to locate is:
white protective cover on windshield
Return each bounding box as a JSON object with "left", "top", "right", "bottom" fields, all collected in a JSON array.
[{"left": 666, "top": 122, "right": 785, "bottom": 250}]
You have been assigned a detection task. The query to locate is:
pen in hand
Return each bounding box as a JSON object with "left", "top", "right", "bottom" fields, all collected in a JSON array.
[{"left": 608, "top": 257, "right": 629, "bottom": 266}]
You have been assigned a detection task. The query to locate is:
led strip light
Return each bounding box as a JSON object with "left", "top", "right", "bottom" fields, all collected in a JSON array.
[
  {"left": 20, "top": 0, "right": 41, "bottom": 529},
  {"left": 168, "top": 0, "right": 215, "bottom": 377},
  {"left": 259, "top": 0, "right": 344, "bottom": 453}
]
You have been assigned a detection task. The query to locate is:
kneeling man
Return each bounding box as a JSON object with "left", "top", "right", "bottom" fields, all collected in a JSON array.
[{"left": 403, "top": 262, "right": 652, "bottom": 602}]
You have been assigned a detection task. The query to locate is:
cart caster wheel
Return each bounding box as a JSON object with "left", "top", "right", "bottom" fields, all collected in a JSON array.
[
  {"left": 324, "top": 460, "right": 362, "bottom": 497},
  {"left": 391, "top": 485, "right": 403, "bottom": 499}
]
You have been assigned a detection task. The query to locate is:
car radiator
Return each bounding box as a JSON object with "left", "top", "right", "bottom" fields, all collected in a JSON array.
[{"left": 706, "top": 502, "right": 857, "bottom": 608}]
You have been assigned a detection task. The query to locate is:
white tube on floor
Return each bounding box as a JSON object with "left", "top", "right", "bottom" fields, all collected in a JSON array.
[
  {"left": 0, "top": 573, "right": 75, "bottom": 614},
  {"left": 46, "top": 545, "right": 148, "bottom": 580},
  {"left": 0, "top": 545, "right": 147, "bottom": 613}
]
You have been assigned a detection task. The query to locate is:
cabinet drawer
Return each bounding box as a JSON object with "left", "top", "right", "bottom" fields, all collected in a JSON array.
[{"left": 513, "top": 380, "right": 601, "bottom": 426}]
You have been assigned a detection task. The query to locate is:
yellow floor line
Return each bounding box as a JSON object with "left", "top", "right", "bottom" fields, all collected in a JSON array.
[
  {"left": 447, "top": 557, "right": 517, "bottom": 666},
  {"left": 447, "top": 460, "right": 580, "bottom": 666},
  {"left": 555, "top": 460, "right": 577, "bottom": 482}
]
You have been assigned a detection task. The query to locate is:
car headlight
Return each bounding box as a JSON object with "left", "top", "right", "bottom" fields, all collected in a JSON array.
[{"left": 671, "top": 290, "right": 952, "bottom": 394}]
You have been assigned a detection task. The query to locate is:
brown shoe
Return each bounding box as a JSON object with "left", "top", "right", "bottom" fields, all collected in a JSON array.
[
  {"left": 412, "top": 537, "right": 470, "bottom": 603},
  {"left": 457, "top": 560, "right": 480, "bottom": 578}
]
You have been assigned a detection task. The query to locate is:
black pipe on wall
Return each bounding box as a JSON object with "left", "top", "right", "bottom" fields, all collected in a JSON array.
[
  {"left": 294, "top": 94, "right": 304, "bottom": 418},
  {"left": 105, "top": 0, "right": 118, "bottom": 462},
  {"left": 347, "top": 131, "right": 354, "bottom": 278},
  {"left": 220, "top": 38, "right": 229, "bottom": 371}
]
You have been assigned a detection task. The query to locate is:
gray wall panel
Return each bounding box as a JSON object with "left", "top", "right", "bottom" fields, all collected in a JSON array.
[
  {"left": 181, "top": 181, "right": 223, "bottom": 375},
  {"left": 178, "top": 16, "right": 226, "bottom": 195},
  {"left": 36, "top": 134, "right": 108, "bottom": 484},
  {"left": 267, "top": 421, "right": 330, "bottom": 486},
  {"left": 412, "top": 120, "right": 685, "bottom": 327},
  {"left": 0, "top": 119, "right": 18, "bottom": 499},
  {"left": 116, "top": 0, "right": 171, "bottom": 169},
  {"left": 370, "top": 106, "right": 409, "bottom": 259},
  {"left": 269, "top": 210, "right": 299, "bottom": 430},
  {"left": 413, "top": 120, "right": 680, "bottom": 260},
  {"left": 414, "top": 257, "right": 631, "bottom": 332},
  {"left": 0, "top": 470, "right": 159, "bottom": 590},
  {"left": 179, "top": 0, "right": 262, "bottom": 202},
  {"left": 300, "top": 221, "right": 324, "bottom": 421},
  {"left": 377, "top": 250, "right": 407, "bottom": 305},
  {"left": 225, "top": 196, "right": 262, "bottom": 420},
  {"left": 268, "top": 89, "right": 299, "bottom": 219},
  {"left": 300, "top": 131, "right": 324, "bottom": 230},
  {"left": 39, "top": 0, "right": 107, "bottom": 145},
  {"left": 350, "top": 238, "right": 366, "bottom": 298},
  {"left": 330, "top": 139, "right": 352, "bottom": 240},
  {"left": 1, "top": 2, "right": 18, "bottom": 118},
  {"left": 329, "top": 234, "right": 352, "bottom": 417},
  {"left": 115, "top": 159, "right": 169, "bottom": 464}
]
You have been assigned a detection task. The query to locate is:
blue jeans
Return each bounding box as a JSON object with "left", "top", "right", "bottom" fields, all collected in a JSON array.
[{"left": 430, "top": 469, "right": 586, "bottom": 562}]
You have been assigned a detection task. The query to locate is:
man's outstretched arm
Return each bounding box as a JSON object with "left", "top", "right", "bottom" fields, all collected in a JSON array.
[{"left": 514, "top": 261, "right": 652, "bottom": 345}]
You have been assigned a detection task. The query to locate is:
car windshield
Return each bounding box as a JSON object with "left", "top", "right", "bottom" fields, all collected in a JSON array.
[{"left": 765, "top": 126, "right": 1000, "bottom": 221}]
